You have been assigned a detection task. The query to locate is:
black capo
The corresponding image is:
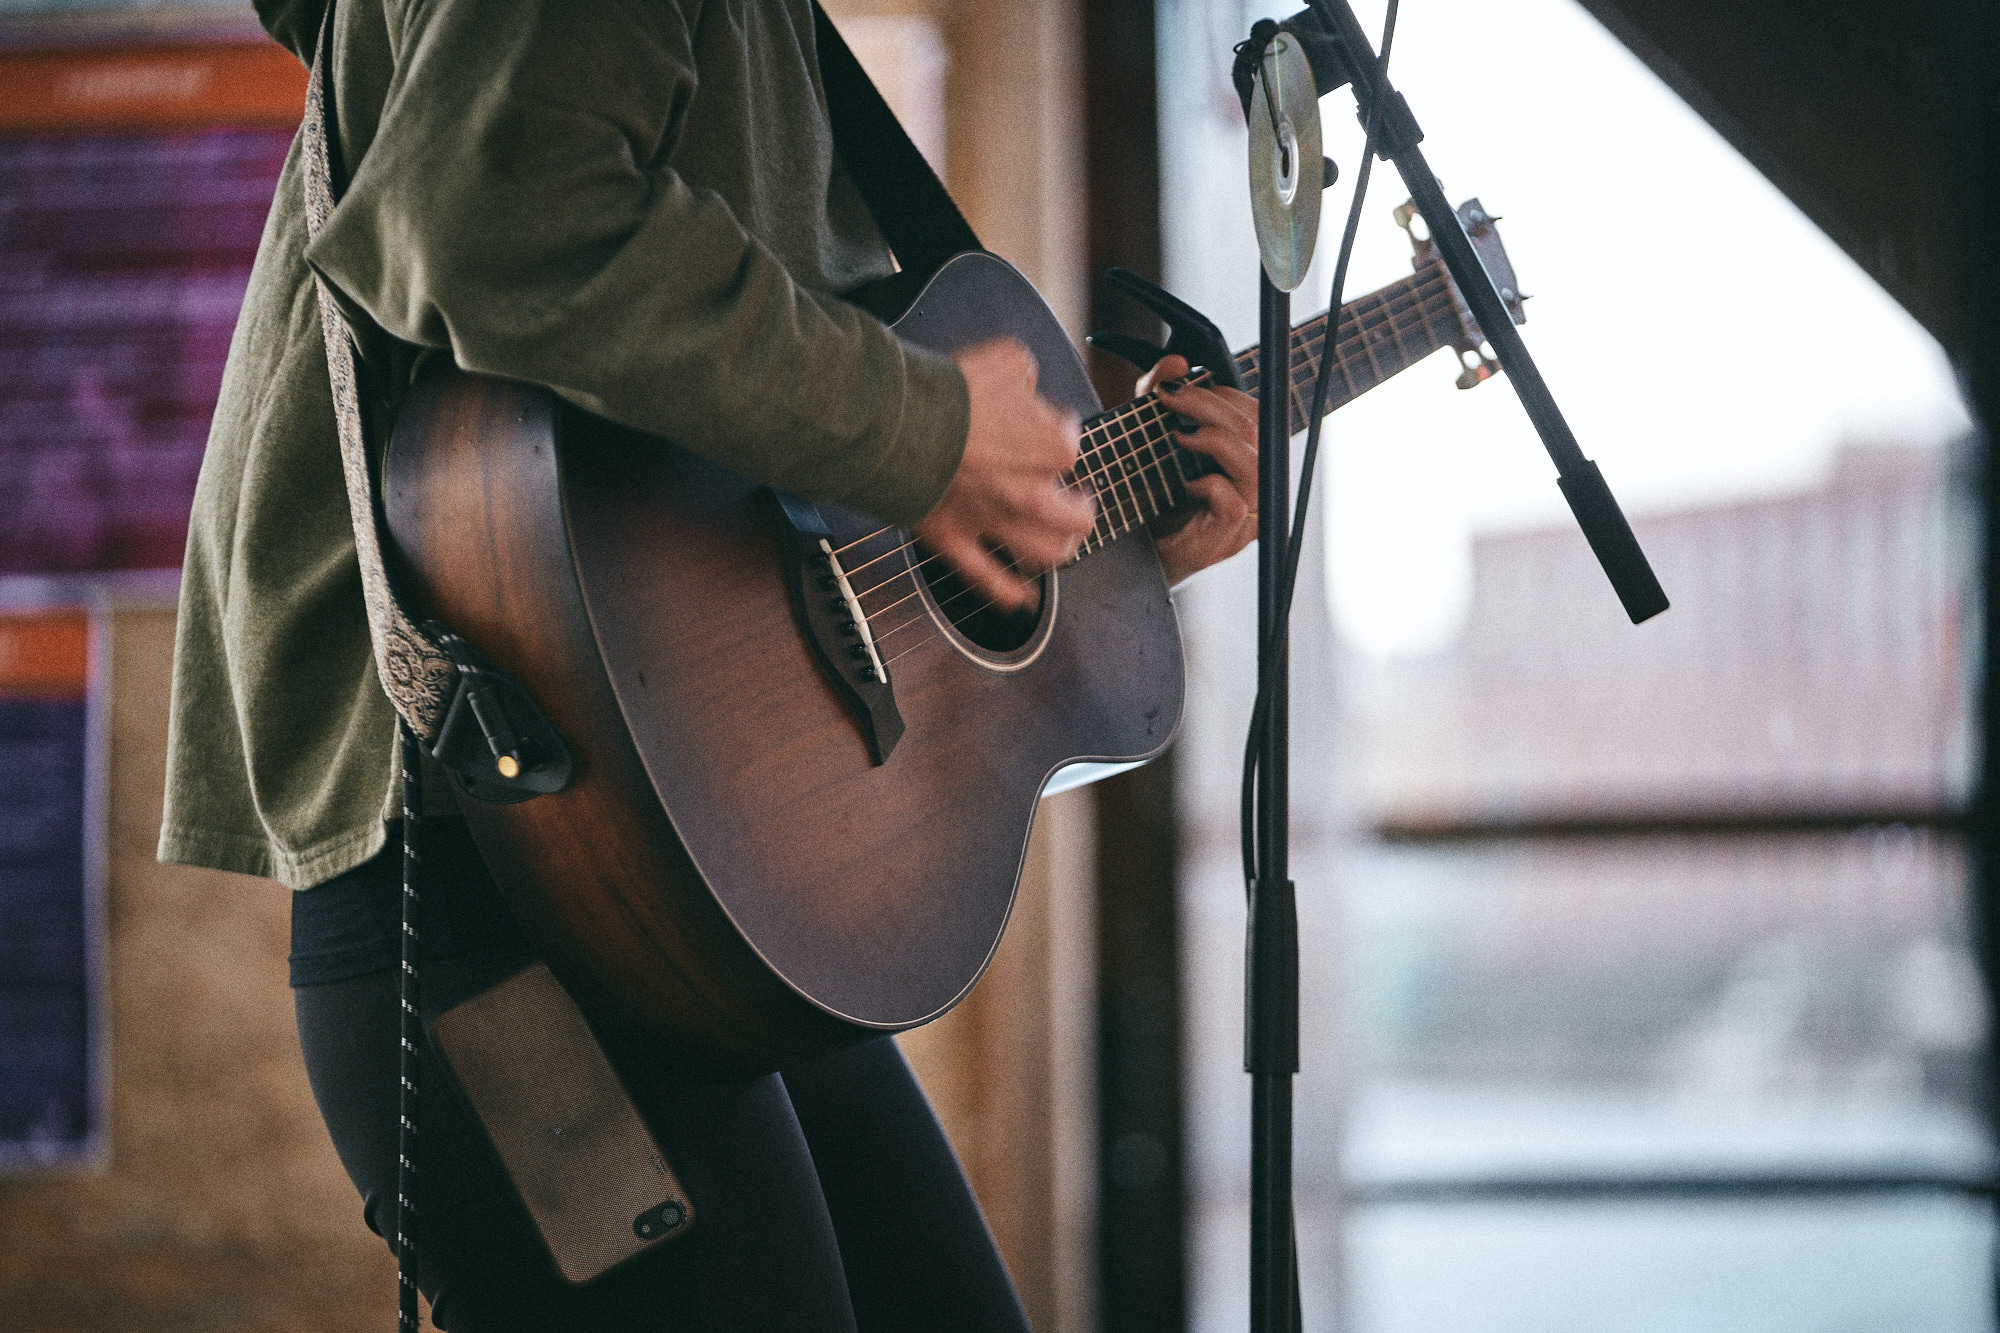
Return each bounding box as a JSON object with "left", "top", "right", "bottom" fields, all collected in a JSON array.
[{"left": 1087, "top": 268, "right": 1245, "bottom": 391}]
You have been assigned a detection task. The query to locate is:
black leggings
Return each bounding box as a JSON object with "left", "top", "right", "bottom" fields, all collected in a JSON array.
[{"left": 296, "top": 948, "right": 1030, "bottom": 1330}]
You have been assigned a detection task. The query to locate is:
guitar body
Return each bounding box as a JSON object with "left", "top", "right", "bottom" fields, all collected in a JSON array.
[{"left": 385, "top": 252, "right": 1185, "bottom": 1073}]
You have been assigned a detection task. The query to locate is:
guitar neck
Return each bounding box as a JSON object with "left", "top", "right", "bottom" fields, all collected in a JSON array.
[
  {"left": 1071, "top": 259, "right": 1464, "bottom": 559},
  {"left": 1234, "top": 259, "right": 1464, "bottom": 413}
]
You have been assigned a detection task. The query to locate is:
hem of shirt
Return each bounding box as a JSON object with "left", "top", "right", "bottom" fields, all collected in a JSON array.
[{"left": 157, "top": 819, "right": 390, "bottom": 891}]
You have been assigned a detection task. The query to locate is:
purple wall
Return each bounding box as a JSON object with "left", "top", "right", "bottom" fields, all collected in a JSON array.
[{"left": 0, "top": 127, "right": 292, "bottom": 574}]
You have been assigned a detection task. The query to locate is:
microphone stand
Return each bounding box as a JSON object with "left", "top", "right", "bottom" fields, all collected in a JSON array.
[
  {"left": 1281, "top": 0, "right": 1670, "bottom": 625},
  {"left": 1233, "top": 8, "right": 1670, "bottom": 1332},
  {"left": 1248, "top": 270, "right": 1299, "bottom": 1333}
]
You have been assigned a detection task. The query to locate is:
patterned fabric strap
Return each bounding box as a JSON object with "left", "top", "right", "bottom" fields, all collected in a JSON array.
[
  {"left": 296, "top": 1, "right": 971, "bottom": 747},
  {"left": 301, "top": 8, "right": 456, "bottom": 743}
]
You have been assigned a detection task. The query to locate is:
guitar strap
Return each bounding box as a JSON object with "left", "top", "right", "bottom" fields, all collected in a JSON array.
[
  {"left": 301, "top": 5, "right": 456, "bottom": 746},
  {"left": 810, "top": 2, "right": 983, "bottom": 277},
  {"left": 301, "top": 17, "right": 431, "bottom": 1324},
  {"left": 298, "top": 3, "right": 979, "bottom": 1312},
  {"left": 301, "top": 2, "right": 980, "bottom": 753}
]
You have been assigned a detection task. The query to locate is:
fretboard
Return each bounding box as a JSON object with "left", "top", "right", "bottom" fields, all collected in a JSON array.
[{"left": 1069, "top": 259, "right": 1465, "bottom": 559}]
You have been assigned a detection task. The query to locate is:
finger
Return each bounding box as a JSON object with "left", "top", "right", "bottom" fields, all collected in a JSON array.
[
  {"left": 1184, "top": 472, "right": 1250, "bottom": 531},
  {"left": 999, "top": 493, "right": 1095, "bottom": 571},
  {"left": 1163, "top": 394, "right": 1258, "bottom": 489},
  {"left": 1161, "top": 385, "right": 1254, "bottom": 435},
  {"left": 1011, "top": 341, "right": 1041, "bottom": 392},
  {"left": 1160, "top": 383, "right": 1255, "bottom": 439},
  {"left": 936, "top": 531, "right": 1038, "bottom": 611},
  {"left": 1154, "top": 476, "right": 1258, "bottom": 586},
  {"left": 1050, "top": 407, "right": 1084, "bottom": 468},
  {"left": 1136, "top": 354, "right": 1191, "bottom": 398},
  {"left": 958, "top": 337, "right": 1044, "bottom": 400}
]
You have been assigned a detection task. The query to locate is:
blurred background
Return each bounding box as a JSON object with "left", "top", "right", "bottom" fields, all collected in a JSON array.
[{"left": 1, "top": 0, "right": 1994, "bottom": 1330}]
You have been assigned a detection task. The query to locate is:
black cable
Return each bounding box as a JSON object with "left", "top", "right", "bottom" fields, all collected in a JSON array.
[
  {"left": 1242, "top": 0, "right": 1402, "bottom": 897},
  {"left": 397, "top": 723, "right": 422, "bottom": 1332}
]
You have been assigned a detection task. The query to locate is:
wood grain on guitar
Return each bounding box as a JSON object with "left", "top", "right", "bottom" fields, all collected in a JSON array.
[{"left": 384, "top": 221, "right": 1517, "bottom": 1072}]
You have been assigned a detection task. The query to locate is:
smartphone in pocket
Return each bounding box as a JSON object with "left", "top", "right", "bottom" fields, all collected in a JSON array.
[{"left": 430, "top": 962, "right": 694, "bottom": 1284}]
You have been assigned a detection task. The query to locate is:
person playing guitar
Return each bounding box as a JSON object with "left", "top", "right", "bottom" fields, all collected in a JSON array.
[{"left": 159, "top": 0, "right": 1258, "bottom": 1326}]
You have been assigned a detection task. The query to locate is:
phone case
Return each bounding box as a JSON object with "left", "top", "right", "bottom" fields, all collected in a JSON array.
[{"left": 430, "top": 962, "right": 694, "bottom": 1284}]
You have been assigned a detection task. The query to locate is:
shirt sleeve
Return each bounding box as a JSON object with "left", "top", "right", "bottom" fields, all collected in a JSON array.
[{"left": 302, "top": 0, "right": 968, "bottom": 525}]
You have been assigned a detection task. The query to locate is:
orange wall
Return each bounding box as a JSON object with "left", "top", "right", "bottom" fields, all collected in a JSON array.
[
  {"left": 0, "top": 611, "right": 89, "bottom": 697},
  {"left": 0, "top": 41, "right": 305, "bottom": 134}
]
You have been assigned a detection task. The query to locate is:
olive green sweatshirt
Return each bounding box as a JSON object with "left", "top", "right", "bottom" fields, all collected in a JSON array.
[{"left": 159, "top": 0, "right": 971, "bottom": 888}]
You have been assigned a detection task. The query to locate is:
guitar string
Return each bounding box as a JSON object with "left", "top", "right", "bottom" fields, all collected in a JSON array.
[
  {"left": 850, "top": 269, "right": 1459, "bottom": 616},
  {"left": 824, "top": 372, "right": 1213, "bottom": 606},
  {"left": 832, "top": 268, "right": 1460, "bottom": 606},
  {"left": 1243, "top": 266, "right": 1454, "bottom": 400},
  {"left": 826, "top": 274, "right": 1454, "bottom": 606},
  {"left": 864, "top": 409, "right": 1185, "bottom": 643},
  {"left": 826, "top": 368, "right": 1218, "bottom": 583},
  {"left": 850, "top": 273, "right": 1465, "bottom": 652},
  {"left": 850, "top": 360, "right": 1209, "bottom": 621},
  {"left": 872, "top": 381, "right": 1204, "bottom": 639},
  {"left": 797, "top": 265, "right": 1467, "bottom": 677},
  {"left": 853, "top": 391, "right": 1198, "bottom": 648},
  {"left": 1242, "top": 264, "right": 1457, "bottom": 394},
  {"left": 822, "top": 263, "right": 1457, "bottom": 571},
  {"left": 867, "top": 276, "right": 1464, "bottom": 667},
  {"left": 831, "top": 273, "right": 1461, "bottom": 651},
  {"left": 1232, "top": 263, "right": 1449, "bottom": 383}
]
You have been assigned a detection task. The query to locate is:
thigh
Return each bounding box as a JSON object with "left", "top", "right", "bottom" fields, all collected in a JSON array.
[
  {"left": 782, "top": 1038, "right": 1031, "bottom": 1333},
  {"left": 296, "top": 954, "right": 858, "bottom": 1333}
]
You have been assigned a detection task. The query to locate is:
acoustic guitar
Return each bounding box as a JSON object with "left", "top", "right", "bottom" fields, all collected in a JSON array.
[{"left": 384, "top": 201, "right": 1524, "bottom": 1072}]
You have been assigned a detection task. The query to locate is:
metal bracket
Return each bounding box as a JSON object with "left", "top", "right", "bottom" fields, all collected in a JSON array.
[{"left": 426, "top": 624, "right": 575, "bottom": 804}]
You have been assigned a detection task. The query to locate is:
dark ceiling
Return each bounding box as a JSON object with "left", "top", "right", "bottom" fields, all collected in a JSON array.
[{"left": 1575, "top": 0, "right": 1998, "bottom": 411}]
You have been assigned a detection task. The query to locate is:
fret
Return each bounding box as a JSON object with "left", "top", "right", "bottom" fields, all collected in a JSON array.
[
  {"left": 1368, "top": 290, "right": 1407, "bottom": 386},
  {"left": 1111, "top": 440, "right": 1149, "bottom": 528},
  {"left": 1068, "top": 390, "right": 1208, "bottom": 554},
  {"left": 1287, "top": 335, "right": 1311, "bottom": 432},
  {"left": 1076, "top": 424, "right": 1120, "bottom": 555},
  {"left": 1297, "top": 317, "right": 1326, "bottom": 427},
  {"left": 1130, "top": 409, "right": 1175, "bottom": 517},
  {"left": 1419, "top": 274, "right": 1461, "bottom": 356},
  {"left": 1235, "top": 345, "right": 1262, "bottom": 394},
  {"left": 1156, "top": 415, "right": 1195, "bottom": 511},
  {"left": 1077, "top": 417, "right": 1123, "bottom": 549},
  {"left": 1296, "top": 310, "right": 1360, "bottom": 409},
  {"left": 1279, "top": 313, "right": 1325, "bottom": 398},
  {"left": 1108, "top": 424, "right": 1150, "bottom": 526},
  {"left": 1378, "top": 286, "right": 1418, "bottom": 370},
  {"left": 1088, "top": 421, "right": 1141, "bottom": 537},
  {"left": 1279, "top": 264, "right": 1459, "bottom": 418},
  {"left": 1063, "top": 260, "right": 1476, "bottom": 564},
  {"left": 1352, "top": 291, "right": 1392, "bottom": 392},
  {"left": 1145, "top": 408, "right": 1181, "bottom": 513}
]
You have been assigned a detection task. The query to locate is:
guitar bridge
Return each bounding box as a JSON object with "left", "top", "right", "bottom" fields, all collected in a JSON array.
[{"left": 767, "top": 489, "right": 905, "bottom": 764}]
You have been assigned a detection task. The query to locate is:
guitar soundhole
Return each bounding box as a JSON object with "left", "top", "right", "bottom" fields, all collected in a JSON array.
[{"left": 914, "top": 547, "right": 1045, "bottom": 654}]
